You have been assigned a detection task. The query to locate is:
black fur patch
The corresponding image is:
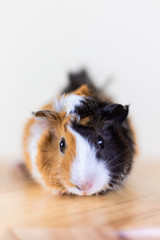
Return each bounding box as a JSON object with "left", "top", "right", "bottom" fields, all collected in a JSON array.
[
  {"left": 62, "top": 70, "right": 96, "bottom": 93},
  {"left": 64, "top": 70, "right": 135, "bottom": 192}
]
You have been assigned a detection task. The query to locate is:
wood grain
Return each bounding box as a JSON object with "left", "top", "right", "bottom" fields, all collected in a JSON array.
[{"left": 0, "top": 159, "right": 160, "bottom": 239}]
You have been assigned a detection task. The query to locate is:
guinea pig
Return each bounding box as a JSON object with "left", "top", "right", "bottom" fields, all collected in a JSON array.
[{"left": 23, "top": 70, "right": 135, "bottom": 196}]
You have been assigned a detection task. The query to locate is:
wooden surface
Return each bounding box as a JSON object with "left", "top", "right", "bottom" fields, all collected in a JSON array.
[{"left": 0, "top": 159, "right": 160, "bottom": 239}]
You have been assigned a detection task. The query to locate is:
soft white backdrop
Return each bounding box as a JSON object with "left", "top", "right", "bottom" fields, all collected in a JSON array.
[{"left": 0, "top": 0, "right": 160, "bottom": 160}]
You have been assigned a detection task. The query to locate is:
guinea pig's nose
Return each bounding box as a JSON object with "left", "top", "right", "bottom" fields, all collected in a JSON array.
[{"left": 75, "top": 182, "right": 93, "bottom": 191}]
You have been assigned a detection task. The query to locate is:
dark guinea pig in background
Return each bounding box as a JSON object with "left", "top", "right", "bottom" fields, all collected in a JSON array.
[{"left": 23, "top": 70, "right": 135, "bottom": 196}]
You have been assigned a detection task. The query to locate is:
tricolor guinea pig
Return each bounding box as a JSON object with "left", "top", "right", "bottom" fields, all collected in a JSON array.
[{"left": 23, "top": 70, "right": 135, "bottom": 196}]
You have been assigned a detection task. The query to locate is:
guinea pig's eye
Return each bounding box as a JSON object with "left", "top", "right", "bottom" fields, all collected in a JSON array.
[
  {"left": 97, "top": 137, "right": 104, "bottom": 149},
  {"left": 60, "top": 138, "right": 66, "bottom": 153}
]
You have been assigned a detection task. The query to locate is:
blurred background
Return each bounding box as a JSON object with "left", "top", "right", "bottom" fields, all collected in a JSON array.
[{"left": 0, "top": 0, "right": 160, "bottom": 161}]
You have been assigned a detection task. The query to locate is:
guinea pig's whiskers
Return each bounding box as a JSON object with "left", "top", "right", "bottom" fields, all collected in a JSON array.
[
  {"left": 110, "top": 170, "right": 132, "bottom": 176},
  {"left": 101, "top": 189, "right": 108, "bottom": 195},
  {"left": 49, "top": 186, "right": 66, "bottom": 196},
  {"left": 107, "top": 150, "right": 127, "bottom": 164},
  {"left": 41, "top": 166, "right": 53, "bottom": 171},
  {"left": 108, "top": 161, "right": 125, "bottom": 170},
  {"left": 113, "top": 178, "right": 136, "bottom": 193},
  {"left": 110, "top": 178, "right": 137, "bottom": 196},
  {"left": 112, "top": 187, "right": 130, "bottom": 199},
  {"left": 56, "top": 186, "right": 65, "bottom": 192},
  {"left": 109, "top": 172, "right": 123, "bottom": 177}
]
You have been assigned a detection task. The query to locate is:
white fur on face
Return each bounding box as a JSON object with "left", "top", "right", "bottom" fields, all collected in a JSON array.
[
  {"left": 28, "top": 122, "right": 46, "bottom": 187},
  {"left": 53, "top": 94, "right": 84, "bottom": 115},
  {"left": 67, "top": 128, "right": 110, "bottom": 195},
  {"left": 27, "top": 122, "right": 62, "bottom": 194}
]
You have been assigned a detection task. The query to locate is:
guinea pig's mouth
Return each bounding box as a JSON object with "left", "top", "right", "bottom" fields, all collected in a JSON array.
[{"left": 65, "top": 183, "right": 109, "bottom": 196}]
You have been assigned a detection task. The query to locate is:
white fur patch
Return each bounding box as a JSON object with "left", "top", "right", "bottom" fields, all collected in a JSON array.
[
  {"left": 53, "top": 94, "right": 84, "bottom": 115},
  {"left": 53, "top": 95, "right": 65, "bottom": 112},
  {"left": 67, "top": 128, "right": 110, "bottom": 195},
  {"left": 27, "top": 122, "right": 46, "bottom": 187}
]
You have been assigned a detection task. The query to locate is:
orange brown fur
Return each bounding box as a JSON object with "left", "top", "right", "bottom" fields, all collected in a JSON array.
[
  {"left": 23, "top": 96, "right": 80, "bottom": 193},
  {"left": 23, "top": 85, "right": 95, "bottom": 193},
  {"left": 72, "top": 84, "right": 93, "bottom": 97},
  {"left": 78, "top": 117, "right": 91, "bottom": 127},
  {"left": 36, "top": 113, "right": 76, "bottom": 193},
  {"left": 61, "top": 85, "right": 92, "bottom": 107}
]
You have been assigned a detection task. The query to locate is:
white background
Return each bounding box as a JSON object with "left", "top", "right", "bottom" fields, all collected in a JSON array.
[{"left": 0, "top": 0, "right": 160, "bottom": 160}]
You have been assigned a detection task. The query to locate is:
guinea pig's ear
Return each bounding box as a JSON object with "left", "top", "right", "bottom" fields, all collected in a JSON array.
[
  {"left": 98, "top": 104, "right": 129, "bottom": 124},
  {"left": 33, "top": 110, "right": 62, "bottom": 126}
]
